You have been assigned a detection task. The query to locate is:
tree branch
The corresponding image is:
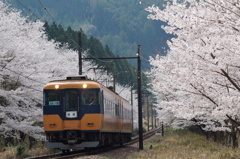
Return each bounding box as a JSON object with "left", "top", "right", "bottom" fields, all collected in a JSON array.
[
  {"left": 226, "top": 114, "right": 240, "bottom": 127},
  {"left": 220, "top": 69, "right": 240, "bottom": 92},
  {"left": 190, "top": 83, "right": 218, "bottom": 107}
]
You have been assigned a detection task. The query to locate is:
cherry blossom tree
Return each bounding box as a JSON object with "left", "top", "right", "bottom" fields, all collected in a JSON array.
[{"left": 147, "top": 0, "right": 240, "bottom": 136}]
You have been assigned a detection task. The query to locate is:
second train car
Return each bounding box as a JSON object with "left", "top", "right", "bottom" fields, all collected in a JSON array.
[{"left": 43, "top": 75, "right": 133, "bottom": 150}]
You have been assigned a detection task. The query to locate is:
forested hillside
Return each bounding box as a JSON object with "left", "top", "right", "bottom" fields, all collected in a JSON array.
[{"left": 5, "top": 0, "right": 171, "bottom": 69}]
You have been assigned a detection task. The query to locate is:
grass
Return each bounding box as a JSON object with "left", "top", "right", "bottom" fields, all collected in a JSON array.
[
  {"left": 131, "top": 128, "right": 240, "bottom": 159},
  {"left": 0, "top": 144, "right": 54, "bottom": 159}
]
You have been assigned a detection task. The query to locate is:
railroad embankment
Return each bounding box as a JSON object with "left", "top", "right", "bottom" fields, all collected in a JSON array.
[
  {"left": 97, "top": 128, "right": 240, "bottom": 159},
  {"left": 1, "top": 128, "right": 240, "bottom": 159}
]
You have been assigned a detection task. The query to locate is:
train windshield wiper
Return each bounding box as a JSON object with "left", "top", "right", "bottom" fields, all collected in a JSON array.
[{"left": 89, "top": 101, "right": 94, "bottom": 106}]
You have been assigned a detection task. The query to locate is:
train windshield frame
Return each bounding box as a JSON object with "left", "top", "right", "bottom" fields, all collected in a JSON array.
[{"left": 44, "top": 90, "right": 61, "bottom": 106}]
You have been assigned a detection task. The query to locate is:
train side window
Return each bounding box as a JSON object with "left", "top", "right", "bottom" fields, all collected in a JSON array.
[
  {"left": 123, "top": 108, "right": 131, "bottom": 121},
  {"left": 115, "top": 104, "right": 119, "bottom": 117},
  {"left": 104, "top": 99, "right": 107, "bottom": 114},
  {"left": 111, "top": 101, "right": 114, "bottom": 115},
  {"left": 44, "top": 91, "right": 61, "bottom": 106},
  {"left": 100, "top": 91, "right": 104, "bottom": 113},
  {"left": 105, "top": 99, "right": 108, "bottom": 114}
]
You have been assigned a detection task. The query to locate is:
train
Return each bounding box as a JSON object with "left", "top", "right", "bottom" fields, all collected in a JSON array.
[{"left": 43, "top": 75, "right": 133, "bottom": 151}]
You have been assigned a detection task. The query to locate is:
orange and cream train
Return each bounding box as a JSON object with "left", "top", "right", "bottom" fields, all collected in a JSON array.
[{"left": 43, "top": 76, "right": 133, "bottom": 150}]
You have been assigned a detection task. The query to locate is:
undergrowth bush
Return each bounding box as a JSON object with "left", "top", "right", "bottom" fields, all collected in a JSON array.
[{"left": 16, "top": 143, "right": 28, "bottom": 158}]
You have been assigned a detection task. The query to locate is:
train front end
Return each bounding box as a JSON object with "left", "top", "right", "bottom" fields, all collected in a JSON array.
[{"left": 43, "top": 76, "right": 103, "bottom": 150}]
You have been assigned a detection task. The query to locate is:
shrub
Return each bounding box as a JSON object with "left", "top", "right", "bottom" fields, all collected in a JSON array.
[{"left": 16, "top": 143, "right": 28, "bottom": 158}]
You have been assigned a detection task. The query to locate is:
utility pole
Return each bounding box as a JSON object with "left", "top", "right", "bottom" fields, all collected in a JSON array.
[
  {"left": 152, "top": 103, "right": 154, "bottom": 130},
  {"left": 78, "top": 32, "right": 82, "bottom": 75},
  {"left": 131, "top": 86, "right": 134, "bottom": 133},
  {"left": 131, "top": 86, "right": 133, "bottom": 106},
  {"left": 137, "top": 45, "right": 143, "bottom": 150},
  {"left": 154, "top": 109, "right": 157, "bottom": 128},
  {"left": 113, "top": 75, "right": 116, "bottom": 92},
  {"left": 147, "top": 96, "right": 149, "bottom": 131}
]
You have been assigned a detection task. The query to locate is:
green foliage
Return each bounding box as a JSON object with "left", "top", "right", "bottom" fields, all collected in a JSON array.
[
  {"left": 165, "top": 127, "right": 189, "bottom": 135},
  {"left": 0, "top": 96, "right": 9, "bottom": 107},
  {"left": 0, "top": 75, "right": 21, "bottom": 91},
  {"left": 31, "top": 122, "right": 43, "bottom": 127},
  {"left": 16, "top": 143, "right": 28, "bottom": 158},
  {"left": 132, "top": 128, "right": 139, "bottom": 136},
  {"left": 132, "top": 127, "right": 147, "bottom": 137}
]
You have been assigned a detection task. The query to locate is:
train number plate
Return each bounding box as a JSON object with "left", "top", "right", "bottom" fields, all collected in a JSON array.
[{"left": 66, "top": 111, "right": 77, "bottom": 118}]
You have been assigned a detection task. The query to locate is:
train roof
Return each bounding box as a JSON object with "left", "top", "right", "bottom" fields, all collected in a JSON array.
[
  {"left": 44, "top": 76, "right": 98, "bottom": 89},
  {"left": 44, "top": 75, "right": 113, "bottom": 92}
]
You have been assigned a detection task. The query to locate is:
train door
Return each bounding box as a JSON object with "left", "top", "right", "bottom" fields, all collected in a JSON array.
[
  {"left": 63, "top": 89, "right": 81, "bottom": 130},
  {"left": 117, "top": 99, "right": 123, "bottom": 132}
]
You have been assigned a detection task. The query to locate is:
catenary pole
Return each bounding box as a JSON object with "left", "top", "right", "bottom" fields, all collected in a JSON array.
[
  {"left": 147, "top": 96, "right": 149, "bottom": 131},
  {"left": 131, "top": 86, "right": 134, "bottom": 133},
  {"left": 137, "top": 45, "right": 143, "bottom": 150},
  {"left": 152, "top": 103, "right": 154, "bottom": 129},
  {"left": 78, "top": 32, "right": 82, "bottom": 75}
]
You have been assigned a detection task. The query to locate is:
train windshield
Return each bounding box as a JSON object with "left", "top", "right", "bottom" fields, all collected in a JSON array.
[
  {"left": 44, "top": 91, "right": 61, "bottom": 106},
  {"left": 82, "top": 90, "right": 99, "bottom": 105},
  {"left": 65, "top": 90, "right": 78, "bottom": 110}
]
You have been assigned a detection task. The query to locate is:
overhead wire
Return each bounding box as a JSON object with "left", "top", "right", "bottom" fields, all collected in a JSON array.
[
  {"left": 15, "top": 0, "right": 41, "bottom": 20},
  {"left": 140, "top": 55, "right": 150, "bottom": 64},
  {"left": 0, "top": 74, "right": 42, "bottom": 92},
  {"left": 38, "top": 0, "right": 56, "bottom": 23},
  {"left": 0, "top": 64, "right": 45, "bottom": 85},
  {"left": 118, "top": 80, "right": 134, "bottom": 94}
]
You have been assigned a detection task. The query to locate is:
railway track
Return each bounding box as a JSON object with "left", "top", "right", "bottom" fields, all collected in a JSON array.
[{"left": 27, "top": 127, "right": 162, "bottom": 159}]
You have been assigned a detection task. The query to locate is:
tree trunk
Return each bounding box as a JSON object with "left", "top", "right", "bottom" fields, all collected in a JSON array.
[
  {"left": 231, "top": 127, "right": 238, "bottom": 148},
  {"left": 29, "top": 136, "right": 36, "bottom": 149}
]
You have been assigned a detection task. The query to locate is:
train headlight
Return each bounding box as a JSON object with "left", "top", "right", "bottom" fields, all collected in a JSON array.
[
  {"left": 83, "top": 84, "right": 87, "bottom": 88},
  {"left": 55, "top": 85, "right": 59, "bottom": 89}
]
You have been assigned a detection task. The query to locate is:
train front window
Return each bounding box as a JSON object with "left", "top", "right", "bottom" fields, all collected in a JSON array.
[
  {"left": 65, "top": 90, "right": 78, "bottom": 110},
  {"left": 44, "top": 91, "right": 61, "bottom": 106},
  {"left": 82, "top": 90, "right": 99, "bottom": 105}
]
